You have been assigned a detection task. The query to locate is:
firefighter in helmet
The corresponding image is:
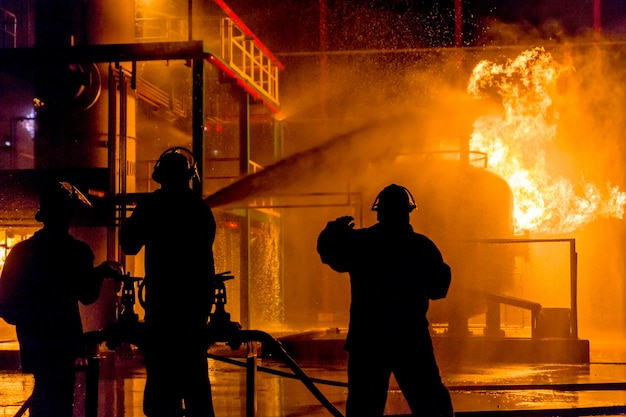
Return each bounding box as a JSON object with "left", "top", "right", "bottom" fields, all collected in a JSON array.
[
  {"left": 120, "top": 148, "right": 217, "bottom": 417},
  {"left": 0, "top": 181, "right": 114, "bottom": 417},
  {"left": 317, "top": 183, "right": 454, "bottom": 417}
]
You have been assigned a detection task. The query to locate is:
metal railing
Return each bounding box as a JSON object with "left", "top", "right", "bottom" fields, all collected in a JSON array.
[
  {"left": 474, "top": 238, "right": 579, "bottom": 339},
  {"left": 220, "top": 18, "right": 280, "bottom": 107},
  {"left": 135, "top": 15, "right": 187, "bottom": 42}
]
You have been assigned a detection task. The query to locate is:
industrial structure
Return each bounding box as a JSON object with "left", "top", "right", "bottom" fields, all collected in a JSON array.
[
  {"left": 0, "top": 0, "right": 594, "bottom": 366},
  {"left": 0, "top": 0, "right": 284, "bottom": 333}
]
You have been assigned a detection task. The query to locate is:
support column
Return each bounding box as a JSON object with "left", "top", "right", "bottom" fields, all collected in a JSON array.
[
  {"left": 239, "top": 92, "right": 250, "bottom": 177},
  {"left": 107, "top": 64, "right": 118, "bottom": 261},
  {"left": 239, "top": 90, "right": 251, "bottom": 329},
  {"left": 192, "top": 57, "right": 204, "bottom": 195}
]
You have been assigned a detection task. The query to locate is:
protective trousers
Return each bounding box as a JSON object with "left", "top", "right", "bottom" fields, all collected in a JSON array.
[{"left": 345, "top": 335, "right": 453, "bottom": 417}]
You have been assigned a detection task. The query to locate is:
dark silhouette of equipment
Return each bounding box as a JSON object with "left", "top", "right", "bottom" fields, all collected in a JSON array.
[
  {"left": 78, "top": 266, "right": 345, "bottom": 417},
  {"left": 103, "top": 269, "right": 145, "bottom": 350},
  {"left": 203, "top": 272, "right": 344, "bottom": 417},
  {"left": 206, "top": 271, "right": 243, "bottom": 349}
]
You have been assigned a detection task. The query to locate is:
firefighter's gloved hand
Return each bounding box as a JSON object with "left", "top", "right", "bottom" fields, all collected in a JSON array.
[
  {"left": 317, "top": 216, "right": 355, "bottom": 272},
  {"left": 329, "top": 216, "right": 355, "bottom": 230},
  {"left": 95, "top": 261, "right": 124, "bottom": 280}
]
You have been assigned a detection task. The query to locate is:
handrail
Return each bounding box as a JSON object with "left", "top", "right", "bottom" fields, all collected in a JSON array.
[
  {"left": 396, "top": 149, "right": 489, "bottom": 167},
  {"left": 472, "top": 238, "right": 578, "bottom": 339},
  {"left": 483, "top": 292, "right": 542, "bottom": 338},
  {"left": 220, "top": 18, "right": 280, "bottom": 107},
  {"left": 484, "top": 292, "right": 542, "bottom": 312}
]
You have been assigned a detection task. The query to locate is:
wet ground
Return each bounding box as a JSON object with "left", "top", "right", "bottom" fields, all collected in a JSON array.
[{"left": 2, "top": 337, "right": 626, "bottom": 417}]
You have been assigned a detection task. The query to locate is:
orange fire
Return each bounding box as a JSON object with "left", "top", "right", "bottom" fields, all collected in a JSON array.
[
  {"left": 0, "top": 231, "right": 31, "bottom": 273},
  {"left": 467, "top": 47, "right": 626, "bottom": 235}
]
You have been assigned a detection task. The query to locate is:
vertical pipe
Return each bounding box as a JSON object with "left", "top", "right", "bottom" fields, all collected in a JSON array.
[
  {"left": 107, "top": 64, "right": 117, "bottom": 261},
  {"left": 454, "top": 0, "right": 462, "bottom": 47},
  {"left": 272, "top": 119, "right": 285, "bottom": 321},
  {"left": 84, "top": 358, "right": 100, "bottom": 417},
  {"left": 273, "top": 118, "right": 283, "bottom": 162},
  {"left": 246, "top": 354, "right": 257, "bottom": 417},
  {"left": 593, "top": 0, "right": 601, "bottom": 33},
  {"left": 570, "top": 240, "right": 578, "bottom": 339},
  {"left": 188, "top": 0, "right": 193, "bottom": 41},
  {"left": 118, "top": 68, "right": 127, "bottom": 269},
  {"left": 485, "top": 300, "right": 503, "bottom": 337},
  {"left": 239, "top": 91, "right": 250, "bottom": 329},
  {"left": 239, "top": 92, "right": 250, "bottom": 177},
  {"left": 192, "top": 58, "right": 204, "bottom": 195},
  {"left": 240, "top": 215, "right": 250, "bottom": 329},
  {"left": 319, "top": 0, "right": 328, "bottom": 120},
  {"left": 454, "top": 0, "right": 470, "bottom": 165},
  {"left": 119, "top": 69, "right": 127, "bottom": 198}
]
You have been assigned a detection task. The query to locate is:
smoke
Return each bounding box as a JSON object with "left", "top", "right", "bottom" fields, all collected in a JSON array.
[
  {"left": 206, "top": 48, "right": 503, "bottom": 208},
  {"left": 556, "top": 40, "right": 626, "bottom": 344},
  {"left": 205, "top": 114, "right": 425, "bottom": 208},
  {"left": 208, "top": 15, "right": 626, "bottom": 353}
]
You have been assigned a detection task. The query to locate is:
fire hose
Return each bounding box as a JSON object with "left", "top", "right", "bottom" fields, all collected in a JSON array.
[
  {"left": 209, "top": 327, "right": 345, "bottom": 417},
  {"left": 13, "top": 267, "right": 626, "bottom": 417},
  {"left": 9, "top": 269, "right": 344, "bottom": 417},
  {"left": 88, "top": 269, "right": 345, "bottom": 417}
]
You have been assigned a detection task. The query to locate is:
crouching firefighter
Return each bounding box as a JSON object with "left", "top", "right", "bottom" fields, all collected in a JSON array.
[{"left": 317, "top": 183, "right": 454, "bottom": 417}]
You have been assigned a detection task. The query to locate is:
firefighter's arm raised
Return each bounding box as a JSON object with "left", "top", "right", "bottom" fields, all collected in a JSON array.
[{"left": 317, "top": 216, "right": 355, "bottom": 273}]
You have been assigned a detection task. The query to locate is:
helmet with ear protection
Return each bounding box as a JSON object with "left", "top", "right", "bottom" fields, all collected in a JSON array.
[
  {"left": 371, "top": 184, "right": 417, "bottom": 213},
  {"left": 35, "top": 181, "right": 92, "bottom": 223},
  {"left": 151, "top": 147, "right": 198, "bottom": 185}
]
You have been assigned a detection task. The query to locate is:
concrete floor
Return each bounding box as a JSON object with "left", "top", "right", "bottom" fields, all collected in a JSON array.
[{"left": 2, "top": 337, "right": 626, "bottom": 417}]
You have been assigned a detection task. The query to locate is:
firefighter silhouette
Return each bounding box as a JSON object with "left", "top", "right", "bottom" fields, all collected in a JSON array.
[
  {"left": 0, "top": 181, "right": 114, "bottom": 417},
  {"left": 120, "top": 147, "right": 217, "bottom": 417},
  {"left": 317, "top": 184, "right": 454, "bottom": 417}
]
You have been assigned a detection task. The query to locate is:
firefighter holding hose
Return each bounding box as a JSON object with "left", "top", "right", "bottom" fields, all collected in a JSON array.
[
  {"left": 120, "top": 147, "right": 217, "bottom": 417},
  {"left": 317, "top": 183, "right": 454, "bottom": 417}
]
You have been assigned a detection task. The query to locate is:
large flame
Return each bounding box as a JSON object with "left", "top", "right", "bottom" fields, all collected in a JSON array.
[{"left": 467, "top": 47, "right": 626, "bottom": 235}]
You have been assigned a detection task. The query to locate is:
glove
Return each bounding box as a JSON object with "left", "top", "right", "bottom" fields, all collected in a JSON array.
[
  {"left": 327, "top": 216, "right": 355, "bottom": 231},
  {"left": 95, "top": 260, "right": 124, "bottom": 280}
]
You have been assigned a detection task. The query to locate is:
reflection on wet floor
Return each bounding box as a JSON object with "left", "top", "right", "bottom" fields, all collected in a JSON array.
[{"left": 2, "top": 340, "right": 626, "bottom": 417}]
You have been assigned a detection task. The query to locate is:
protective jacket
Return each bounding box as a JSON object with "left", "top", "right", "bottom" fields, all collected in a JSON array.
[
  {"left": 0, "top": 228, "right": 101, "bottom": 371},
  {"left": 317, "top": 220, "right": 450, "bottom": 351},
  {"left": 119, "top": 186, "right": 217, "bottom": 417},
  {"left": 120, "top": 187, "right": 216, "bottom": 326}
]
